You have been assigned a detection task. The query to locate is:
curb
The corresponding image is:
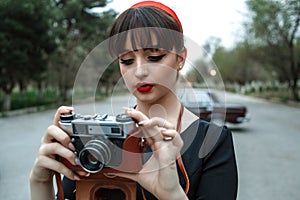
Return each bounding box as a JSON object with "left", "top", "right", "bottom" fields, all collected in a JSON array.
[{"left": 0, "top": 105, "right": 54, "bottom": 118}]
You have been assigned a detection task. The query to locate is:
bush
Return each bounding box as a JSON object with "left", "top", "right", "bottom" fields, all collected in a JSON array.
[{"left": 0, "top": 88, "right": 60, "bottom": 112}]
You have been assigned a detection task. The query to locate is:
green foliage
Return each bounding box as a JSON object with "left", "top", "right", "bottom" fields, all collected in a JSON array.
[
  {"left": 213, "top": 43, "right": 271, "bottom": 85},
  {"left": 244, "top": 0, "right": 300, "bottom": 100},
  {"left": 0, "top": 0, "right": 119, "bottom": 111},
  {"left": 0, "top": 0, "right": 56, "bottom": 110},
  {"left": 47, "top": 0, "right": 118, "bottom": 102},
  {"left": 0, "top": 88, "right": 58, "bottom": 111},
  {"left": 212, "top": 0, "right": 300, "bottom": 102}
]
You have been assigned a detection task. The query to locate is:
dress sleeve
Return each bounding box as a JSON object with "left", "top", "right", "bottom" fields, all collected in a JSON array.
[{"left": 192, "top": 126, "right": 238, "bottom": 200}]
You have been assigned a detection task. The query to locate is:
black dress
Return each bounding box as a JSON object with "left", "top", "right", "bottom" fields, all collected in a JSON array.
[{"left": 59, "top": 119, "right": 238, "bottom": 200}]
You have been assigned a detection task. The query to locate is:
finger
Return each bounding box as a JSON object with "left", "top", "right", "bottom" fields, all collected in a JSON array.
[
  {"left": 53, "top": 106, "right": 74, "bottom": 126},
  {"left": 36, "top": 156, "right": 80, "bottom": 181},
  {"left": 125, "top": 108, "right": 149, "bottom": 122},
  {"left": 140, "top": 117, "right": 175, "bottom": 129},
  {"left": 77, "top": 170, "right": 90, "bottom": 177},
  {"left": 39, "top": 142, "right": 77, "bottom": 166},
  {"left": 139, "top": 126, "right": 156, "bottom": 147},
  {"left": 139, "top": 117, "right": 175, "bottom": 142},
  {"left": 43, "top": 125, "right": 71, "bottom": 147},
  {"left": 161, "top": 129, "right": 183, "bottom": 148},
  {"left": 125, "top": 109, "right": 158, "bottom": 144},
  {"left": 107, "top": 172, "right": 138, "bottom": 182}
]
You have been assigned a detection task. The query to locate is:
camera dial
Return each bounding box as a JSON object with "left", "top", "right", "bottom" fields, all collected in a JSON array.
[
  {"left": 116, "top": 114, "right": 134, "bottom": 122},
  {"left": 60, "top": 113, "right": 75, "bottom": 123}
]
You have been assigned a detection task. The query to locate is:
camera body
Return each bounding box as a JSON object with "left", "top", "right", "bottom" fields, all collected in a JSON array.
[{"left": 59, "top": 112, "right": 143, "bottom": 173}]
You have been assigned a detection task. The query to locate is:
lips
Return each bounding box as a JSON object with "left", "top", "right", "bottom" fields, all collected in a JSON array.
[{"left": 136, "top": 82, "right": 154, "bottom": 93}]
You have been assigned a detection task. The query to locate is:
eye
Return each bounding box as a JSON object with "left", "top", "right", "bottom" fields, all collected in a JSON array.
[
  {"left": 120, "top": 58, "right": 134, "bottom": 65},
  {"left": 148, "top": 54, "right": 166, "bottom": 62}
]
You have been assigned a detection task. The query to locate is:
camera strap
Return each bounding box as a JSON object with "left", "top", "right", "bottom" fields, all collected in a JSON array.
[
  {"left": 174, "top": 104, "right": 190, "bottom": 194},
  {"left": 55, "top": 156, "right": 65, "bottom": 200}
]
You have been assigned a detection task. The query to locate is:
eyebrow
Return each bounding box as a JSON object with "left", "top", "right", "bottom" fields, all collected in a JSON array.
[
  {"left": 122, "top": 44, "right": 161, "bottom": 52},
  {"left": 118, "top": 47, "right": 164, "bottom": 57}
]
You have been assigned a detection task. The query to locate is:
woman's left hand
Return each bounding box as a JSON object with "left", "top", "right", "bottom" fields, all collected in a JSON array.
[{"left": 114, "top": 108, "right": 187, "bottom": 200}]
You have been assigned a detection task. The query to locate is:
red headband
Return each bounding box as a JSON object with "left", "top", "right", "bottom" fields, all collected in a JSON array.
[{"left": 131, "top": 1, "right": 182, "bottom": 30}]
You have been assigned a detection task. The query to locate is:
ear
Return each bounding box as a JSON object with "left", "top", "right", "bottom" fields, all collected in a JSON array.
[{"left": 177, "top": 47, "right": 187, "bottom": 70}]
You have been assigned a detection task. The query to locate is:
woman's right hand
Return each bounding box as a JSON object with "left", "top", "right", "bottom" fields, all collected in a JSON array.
[{"left": 30, "top": 106, "right": 83, "bottom": 183}]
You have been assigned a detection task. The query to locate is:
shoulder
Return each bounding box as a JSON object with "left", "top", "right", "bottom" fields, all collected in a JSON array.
[
  {"left": 181, "top": 120, "right": 238, "bottom": 199},
  {"left": 181, "top": 119, "right": 233, "bottom": 156}
]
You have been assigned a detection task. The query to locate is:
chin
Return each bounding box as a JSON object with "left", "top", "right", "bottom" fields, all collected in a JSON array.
[{"left": 134, "top": 92, "right": 157, "bottom": 104}]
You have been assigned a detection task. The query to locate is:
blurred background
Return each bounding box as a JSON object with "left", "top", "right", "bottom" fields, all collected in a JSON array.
[
  {"left": 0, "top": 0, "right": 299, "bottom": 113},
  {"left": 0, "top": 0, "right": 299, "bottom": 199}
]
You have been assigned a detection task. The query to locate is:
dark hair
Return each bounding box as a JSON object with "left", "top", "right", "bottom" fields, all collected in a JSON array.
[{"left": 108, "top": 6, "right": 184, "bottom": 58}]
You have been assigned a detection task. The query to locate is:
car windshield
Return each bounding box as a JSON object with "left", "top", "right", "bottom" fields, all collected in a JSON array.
[
  {"left": 186, "top": 91, "right": 212, "bottom": 104},
  {"left": 178, "top": 89, "right": 214, "bottom": 107}
]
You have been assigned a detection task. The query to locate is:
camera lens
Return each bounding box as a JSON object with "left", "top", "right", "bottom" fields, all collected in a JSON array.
[{"left": 79, "top": 139, "right": 111, "bottom": 173}]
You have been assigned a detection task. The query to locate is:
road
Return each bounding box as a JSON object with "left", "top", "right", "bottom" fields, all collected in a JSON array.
[
  {"left": 0, "top": 92, "right": 299, "bottom": 200},
  {"left": 226, "top": 93, "right": 300, "bottom": 200}
]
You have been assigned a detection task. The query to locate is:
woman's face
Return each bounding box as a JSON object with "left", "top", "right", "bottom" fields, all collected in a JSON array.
[{"left": 118, "top": 37, "right": 185, "bottom": 104}]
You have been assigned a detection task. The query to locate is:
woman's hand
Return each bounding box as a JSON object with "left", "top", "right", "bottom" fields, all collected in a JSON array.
[
  {"left": 115, "top": 108, "right": 187, "bottom": 200},
  {"left": 30, "top": 106, "right": 86, "bottom": 183}
]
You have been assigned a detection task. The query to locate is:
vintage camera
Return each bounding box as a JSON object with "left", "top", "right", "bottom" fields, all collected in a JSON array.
[
  {"left": 58, "top": 112, "right": 145, "bottom": 200},
  {"left": 59, "top": 112, "right": 143, "bottom": 173}
]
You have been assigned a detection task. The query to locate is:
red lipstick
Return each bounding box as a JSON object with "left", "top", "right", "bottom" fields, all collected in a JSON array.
[{"left": 136, "top": 82, "right": 154, "bottom": 93}]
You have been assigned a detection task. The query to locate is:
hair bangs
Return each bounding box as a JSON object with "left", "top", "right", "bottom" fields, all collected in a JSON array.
[
  {"left": 108, "top": 7, "right": 184, "bottom": 58},
  {"left": 109, "top": 27, "right": 183, "bottom": 58}
]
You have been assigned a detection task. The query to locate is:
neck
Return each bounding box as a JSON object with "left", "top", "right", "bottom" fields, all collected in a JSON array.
[{"left": 136, "top": 92, "right": 182, "bottom": 126}]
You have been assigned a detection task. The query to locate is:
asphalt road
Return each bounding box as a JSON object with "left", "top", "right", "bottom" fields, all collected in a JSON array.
[
  {"left": 226, "top": 93, "right": 300, "bottom": 200},
  {"left": 0, "top": 93, "right": 299, "bottom": 200}
]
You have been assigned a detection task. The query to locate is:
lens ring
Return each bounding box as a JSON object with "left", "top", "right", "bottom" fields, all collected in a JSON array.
[
  {"left": 87, "top": 139, "right": 112, "bottom": 163},
  {"left": 79, "top": 139, "right": 112, "bottom": 173}
]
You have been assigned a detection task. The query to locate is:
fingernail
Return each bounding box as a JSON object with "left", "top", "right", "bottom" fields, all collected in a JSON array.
[
  {"left": 160, "top": 128, "right": 167, "bottom": 132},
  {"left": 77, "top": 171, "right": 90, "bottom": 177},
  {"left": 138, "top": 119, "right": 149, "bottom": 126},
  {"left": 75, "top": 158, "right": 80, "bottom": 165},
  {"left": 163, "top": 136, "right": 173, "bottom": 141},
  {"left": 68, "top": 142, "right": 75, "bottom": 151},
  {"left": 123, "top": 106, "right": 135, "bottom": 111},
  {"left": 66, "top": 107, "right": 74, "bottom": 111},
  {"left": 74, "top": 175, "right": 80, "bottom": 181}
]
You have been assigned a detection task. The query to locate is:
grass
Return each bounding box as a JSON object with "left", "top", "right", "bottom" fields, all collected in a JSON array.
[{"left": 0, "top": 87, "right": 124, "bottom": 113}]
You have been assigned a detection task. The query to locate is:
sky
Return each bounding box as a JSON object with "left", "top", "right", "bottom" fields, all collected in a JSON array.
[{"left": 100, "top": 0, "right": 248, "bottom": 49}]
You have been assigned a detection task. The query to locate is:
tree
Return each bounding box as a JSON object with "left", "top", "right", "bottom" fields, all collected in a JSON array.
[
  {"left": 213, "top": 42, "right": 270, "bottom": 85},
  {"left": 47, "top": 0, "right": 118, "bottom": 101},
  {"left": 0, "top": 0, "right": 56, "bottom": 111},
  {"left": 203, "top": 36, "right": 222, "bottom": 56},
  {"left": 245, "top": 0, "right": 300, "bottom": 101}
]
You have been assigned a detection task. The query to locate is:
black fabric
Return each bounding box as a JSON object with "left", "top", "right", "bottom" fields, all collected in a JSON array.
[
  {"left": 59, "top": 119, "right": 238, "bottom": 200},
  {"left": 57, "top": 175, "right": 76, "bottom": 200}
]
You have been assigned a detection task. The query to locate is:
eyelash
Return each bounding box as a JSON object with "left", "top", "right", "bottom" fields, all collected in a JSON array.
[
  {"left": 120, "top": 54, "right": 166, "bottom": 66},
  {"left": 120, "top": 59, "right": 134, "bottom": 65},
  {"left": 148, "top": 54, "right": 166, "bottom": 62}
]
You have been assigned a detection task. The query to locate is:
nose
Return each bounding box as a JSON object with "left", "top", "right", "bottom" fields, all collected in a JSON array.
[{"left": 135, "top": 58, "right": 148, "bottom": 79}]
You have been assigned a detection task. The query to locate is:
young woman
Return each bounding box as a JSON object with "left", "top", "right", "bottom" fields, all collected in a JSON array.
[{"left": 30, "top": 1, "right": 238, "bottom": 199}]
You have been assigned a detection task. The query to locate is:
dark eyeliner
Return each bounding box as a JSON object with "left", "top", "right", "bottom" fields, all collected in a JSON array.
[
  {"left": 148, "top": 54, "right": 166, "bottom": 61},
  {"left": 120, "top": 58, "right": 134, "bottom": 65}
]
